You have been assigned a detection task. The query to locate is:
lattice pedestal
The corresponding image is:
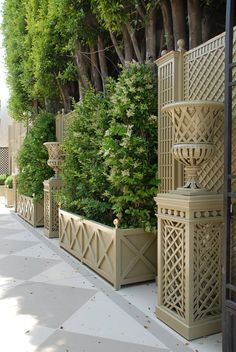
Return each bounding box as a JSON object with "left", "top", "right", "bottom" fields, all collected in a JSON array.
[
  {"left": 12, "top": 175, "right": 18, "bottom": 213},
  {"left": 43, "top": 178, "right": 62, "bottom": 238},
  {"left": 155, "top": 193, "right": 223, "bottom": 340}
]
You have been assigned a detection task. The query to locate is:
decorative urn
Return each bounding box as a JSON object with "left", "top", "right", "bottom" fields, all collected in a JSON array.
[
  {"left": 162, "top": 101, "right": 224, "bottom": 193},
  {"left": 43, "top": 142, "right": 64, "bottom": 179}
]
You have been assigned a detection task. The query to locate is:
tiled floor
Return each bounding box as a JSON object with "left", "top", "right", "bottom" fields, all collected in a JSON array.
[{"left": 0, "top": 198, "right": 222, "bottom": 352}]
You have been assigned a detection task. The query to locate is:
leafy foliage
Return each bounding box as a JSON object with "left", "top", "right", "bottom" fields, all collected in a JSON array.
[
  {"left": 61, "top": 63, "right": 159, "bottom": 230},
  {"left": 102, "top": 62, "right": 159, "bottom": 230},
  {"left": 17, "top": 111, "right": 56, "bottom": 200},
  {"left": 60, "top": 89, "right": 112, "bottom": 224},
  {"left": 0, "top": 175, "right": 8, "bottom": 185},
  {"left": 4, "top": 175, "right": 13, "bottom": 189}
]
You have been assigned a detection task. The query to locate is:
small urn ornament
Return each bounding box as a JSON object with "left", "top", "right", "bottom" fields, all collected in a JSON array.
[
  {"left": 43, "top": 142, "right": 64, "bottom": 179},
  {"left": 162, "top": 101, "right": 224, "bottom": 193}
]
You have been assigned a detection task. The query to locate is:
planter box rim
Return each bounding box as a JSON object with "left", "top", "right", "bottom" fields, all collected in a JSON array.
[{"left": 59, "top": 208, "right": 156, "bottom": 234}]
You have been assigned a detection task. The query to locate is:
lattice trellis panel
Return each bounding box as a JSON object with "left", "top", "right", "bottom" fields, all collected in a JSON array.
[
  {"left": 157, "top": 28, "right": 236, "bottom": 193},
  {"left": 44, "top": 191, "right": 50, "bottom": 230},
  {"left": 184, "top": 30, "right": 236, "bottom": 193},
  {"left": 161, "top": 219, "right": 186, "bottom": 319},
  {"left": 0, "top": 147, "right": 9, "bottom": 174},
  {"left": 59, "top": 209, "right": 157, "bottom": 289},
  {"left": 193, "top": 223, "right": 222, "bottom": 321},
  {"left": 156, "top": 51, "right": 185, "bottom": 192}
]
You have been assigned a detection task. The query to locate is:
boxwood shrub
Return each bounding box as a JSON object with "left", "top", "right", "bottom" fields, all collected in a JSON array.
[
  {"left": 4, "top": 175, "right": 13, "bottom": 188},
  {"left": 17, "top": 110, "right": 56, "bottom": 201},
  {"left": 60, "top": 89, "right": 113, "bottom": 225},
  {"left": 0, "top": 174, "right": 8, "bottom": 185}
]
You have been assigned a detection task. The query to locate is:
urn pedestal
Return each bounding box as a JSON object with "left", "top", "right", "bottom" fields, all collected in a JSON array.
[
  {"left": 43, "top": 142, "right": 63, "bottom": 238},
  {"left": 155, "top": 101, "right": 224, "bottom": 340}
]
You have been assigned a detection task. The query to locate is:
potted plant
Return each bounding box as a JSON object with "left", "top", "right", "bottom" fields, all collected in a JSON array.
[
  {"left": 0, "top": 174, "right": 8, "bottom": 197},
  {"left": 4, "top": 175, "right": 13, "bottom": 207},
  {"left": 59, "top": 63, "right": 158, "bottom": 289},
  {"left": 17, "top": 110, "right": 56, "bottom": 227}
]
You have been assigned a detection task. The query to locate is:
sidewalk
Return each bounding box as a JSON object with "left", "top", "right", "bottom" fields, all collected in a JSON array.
[{"left": 0, "top": 198, "right": 222, "bottom": 352}]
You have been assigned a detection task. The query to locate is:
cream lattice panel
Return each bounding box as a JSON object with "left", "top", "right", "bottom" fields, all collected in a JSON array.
[
  {"left": 161, "top": 219, "right": 186, "bottom": 319},
  {"left": 184, "top": 30, "right": 236, "bottom": 192},
  {"left": 0, "top": 147, "right": 9, "bottom": 174},
  {"left": 193, "top": 223, "right": 222, "bottom": 321},
  {"left": 44, "top": 191, "right": 50, "bottom": 230},
  {"left": 59, "top": 209, "right": 157, "bottom": 289},
  {"left": 157, "top": 28, "right": 236, "bottom": 193},
  {"left": 158, "top": 60, "right": 175, "bottom": 192}
]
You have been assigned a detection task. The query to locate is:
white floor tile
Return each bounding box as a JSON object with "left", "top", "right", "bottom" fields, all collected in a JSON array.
[
  {"left": 62, "top": 291, "right": 168, "bottom": 349},
  {"left": 119, "top": 282, "right": 157, "bottom": 319},
  {"left": 15, "top": 243, "right": 61, "bottom": 260},
  {"left": 3, "top": 231, "right": 40, "bottom": 243},
  {"left": 30, "top": 262, "right": 96, "bottom": 289}
]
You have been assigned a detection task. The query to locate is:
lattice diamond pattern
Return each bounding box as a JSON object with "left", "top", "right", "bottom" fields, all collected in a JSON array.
[
  {"left": 44, "top": 191, "right": 50, "bottom": 230},
  {"left": 0, "top": 147, "right": 9, "bottom": 174},
  {"left": 162, "top": 219, "right": 186, "bottom": 319},
  {"left": 193, "top": 223, "right": 222, "bottom": 321}
]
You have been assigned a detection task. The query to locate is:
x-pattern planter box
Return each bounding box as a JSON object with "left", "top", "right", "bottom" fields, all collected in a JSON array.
[{"left": 59, "top": 209, "right": 157, "bottom": 289}]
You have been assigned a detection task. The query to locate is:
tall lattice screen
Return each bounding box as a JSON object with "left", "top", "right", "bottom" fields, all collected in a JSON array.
[
  {"left": 184, "top": 32, "right": 228, "bottom": 193},
  {"left": 0, "top": 147, "right": 9, "bottom": 174},
  {"left": 156, "top": 52, "right": 183, "bottom": 192},
  {"left": 157, "top": 28, "right": 236, "bottom": 193},
  {"left": 158, "top": 56, "right": 177, "bottom": 192}
]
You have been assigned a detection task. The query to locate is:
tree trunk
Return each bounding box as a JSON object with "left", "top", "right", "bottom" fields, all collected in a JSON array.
[
  {"left": 170, "top": 0, "right": 187, "bottom": 49},
  {"left": 97, "top": 34, "right": 109, "bottom": 91},
  {"left": 109, "top": 31, "right": 125, "bottom": 66},
  {"left": 122, "top": 25, "right": 133, "bottom": 62},
  {"left": 75, "top": 43, "right": 90, "bottom": 99},
  {"left": 202, "top": 5, "right": 212, "bottom": 43},
  {"left": 126, "top": 23, "right": 143, "bottom": 63},
  {"left": 56, "top": 77, "right": 71, "bottom": 113},
  {"left": 90, "top": 44, "right": 102, "bottom": 92},
  {"left": 160, "top": 0, "right": 174, "bottom": 51},
  {"left": 145, "top": 7, "right": 157, "bottom": 61},
  {"left": 188, "top": 0, "right": 202, "bottom": 49}
]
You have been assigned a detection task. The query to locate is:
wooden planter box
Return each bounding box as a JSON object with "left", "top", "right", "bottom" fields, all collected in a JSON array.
[
  {"left": 17, "top": 194, "right": 44, "bottom": 227},
  {"left": 5, "top": 187, "right": 14, "bottom": 207},
  {"left": 59, "top": 209, "right": 157, "bottom": 289},
  {"left": 0, "top": 185, "right": 5, "bottom": 197}
]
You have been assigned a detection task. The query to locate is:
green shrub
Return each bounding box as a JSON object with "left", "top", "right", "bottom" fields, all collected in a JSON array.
[
  {"left": 17, "top": 110, "right": 56, "bottom": 201},
  {"left": 0, "top": 174, "right": 8, "bottom": 185},
  {"left": 4, "top": 175, "right": 13, "bottom": 188},
  {"left": 60, "top": 89, "right": 112, "bottom": 224},
  {"left": 102, "top": 62, "right": 159, "bottom": 231},
  {"left": 60, "top": 63, "right": 159, "bottom": 231}
]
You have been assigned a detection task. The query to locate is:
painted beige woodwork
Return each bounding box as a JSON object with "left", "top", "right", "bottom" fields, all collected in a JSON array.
[
  {"left": 59, "top": 209, "right": 157, "bottom": 289},
  {"left": 55, "top": 112, "right": 72, "bottom": 142},
  {"left": 17, "top": 194, "right": 44, "bottom": 227},
  {"left": 155, "top": 193, "right": 223, "bottom": 340},
  {"left": 12, "top": 174, "right": 18, "bottom": 212},
  {"left": 43, "top": 178, "right": 62, "bottom": 238},
  {"left": 0, "top": 185, "right": 5, "bottom": 197},
  {"left": 43, "top": 142, "right": 64, "bottom": 179},
  {"left": 162, "top": 101, "right": 224, "bottom": 192},
  {"left": 156, "top": 30, "right": 235, "bottom": 193},
  {"left": 5, "top": 187, "right": 14, "bottom": 207},
  {"left": 43, "top": 142, "right": 63, "bottom": 238}
]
